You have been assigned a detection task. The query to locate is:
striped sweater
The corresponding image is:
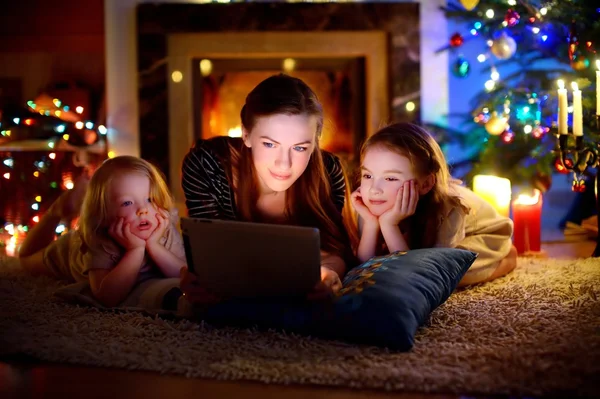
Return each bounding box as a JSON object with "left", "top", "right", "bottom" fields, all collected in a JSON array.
[{"left": 181, "top": 136, "right": 346, "bottom": 220}]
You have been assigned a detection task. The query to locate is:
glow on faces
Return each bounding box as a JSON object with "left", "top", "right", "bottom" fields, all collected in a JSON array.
[
  {"left": 243, "top": 114, "right": 317, "bottom": 193},
  {"left": 360, "top": 146, "right": 419, "bottom": 217},
  {"left": 107, "top": 173, "right": 158, "bottom": 240}
]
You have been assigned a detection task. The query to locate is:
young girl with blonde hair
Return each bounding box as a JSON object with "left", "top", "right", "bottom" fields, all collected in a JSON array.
[
  {"left": 19, "top": 156, "right": 186, "bottom": 306},
  {"left": 351, "top": 122, "right": 516, "bottom": 286}
]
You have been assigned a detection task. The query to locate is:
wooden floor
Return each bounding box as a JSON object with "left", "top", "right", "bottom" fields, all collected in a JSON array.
[{"left": 1, "top": 238, "right": 597, "bottom": 399}]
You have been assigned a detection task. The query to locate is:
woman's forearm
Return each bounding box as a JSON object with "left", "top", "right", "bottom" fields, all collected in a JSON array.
[{"left": 320, "top": 251, "right": 346, "bottom": 277}]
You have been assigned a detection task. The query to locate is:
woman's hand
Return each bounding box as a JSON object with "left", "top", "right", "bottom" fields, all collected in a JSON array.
[
  {"left": 146, "top": 210, "right": 169, "bottom": 250},
  {"left": 179, "top": 267, "right": 221, "bottom": 305},
  {"left": 109, "top": 217, "right": 146, "bottom": 251},
  {"left": 308, "top": 266, "right": 342, "bottom": 301},
  {"left": 379, "top": 180, "right": 419, "bottom": 227},
  {"left": 351, "top": 188, "right": 379, "bottom": 227}
]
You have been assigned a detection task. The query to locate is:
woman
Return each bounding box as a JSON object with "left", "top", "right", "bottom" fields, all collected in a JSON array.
[{"left": 180, "top": 74, "right": 355, "bottom": 303}]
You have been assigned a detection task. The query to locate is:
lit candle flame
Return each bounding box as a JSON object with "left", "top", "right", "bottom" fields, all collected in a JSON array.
[
  {"left": 515, "top": 189, "right": 541, "bottom": 205},
  {"left": 571, "top": 82, "right": 579, "bottom": 91},
  {"left": 557, "top": 79, "right": 565, "bottom": 90}
]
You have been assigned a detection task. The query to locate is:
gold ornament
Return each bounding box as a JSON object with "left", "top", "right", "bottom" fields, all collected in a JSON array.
[
  {"left": 460, "top": 0, "right": 480, "bottom": 10},
  {"left": 485, "top": 113, "right": 508, "bottom": 136},
  {"left": 491, "top": 32, "right": 517, "bottom": 60}
]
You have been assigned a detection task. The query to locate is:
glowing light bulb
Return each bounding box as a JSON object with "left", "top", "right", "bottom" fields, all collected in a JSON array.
[
  {"left": 282, "top": 58, "right": 296, "bottom": 73},
  {"left": 199, "top": 59, "right": 213, "bottom": 76},
  {"left": 171, "top": 71, "right": 183, "bottom": 83}
]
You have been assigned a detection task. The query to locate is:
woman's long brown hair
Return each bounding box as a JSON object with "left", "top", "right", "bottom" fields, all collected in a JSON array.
[
  {"left": 226, "top": 74, "right": 354, "bottom": 262},
  {"left": 359, "top": 123, "right": 469, "bottom": 249}
]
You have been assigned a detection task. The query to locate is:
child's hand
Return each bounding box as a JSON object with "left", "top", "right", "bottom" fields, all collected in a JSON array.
[
  {"left": 379, "top": 180, "right": 419, "bottom": 227},
  {"left": 307, "top": 266, "right": 342, "bottom": 301},
  {"left": 109, "top": 217, "right": 146, "bottom": 251},
  {"left": 180, "top": 267, "right": 221, "bottom": 305},
  {"left": 351, "top": 188, "right": 379, "bottom": 226},
  {"left": 146, "top": 210, "right": 169, "bottom": 249}
]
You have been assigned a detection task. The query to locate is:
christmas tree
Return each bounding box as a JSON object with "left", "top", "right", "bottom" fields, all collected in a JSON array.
[
  {"left": 435, "top": 0, "right": 600, "bottom": 193},
  {"left": 0, "top": 92, "right": 107, "bottom": 254}
]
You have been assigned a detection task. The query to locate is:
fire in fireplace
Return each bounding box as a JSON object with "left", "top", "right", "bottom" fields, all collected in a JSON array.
[{"left": 193, "top": 57, "right": 366, "bottom": 162}]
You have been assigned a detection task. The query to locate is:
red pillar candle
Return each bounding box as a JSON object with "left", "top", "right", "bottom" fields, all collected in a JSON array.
[{"left": 512, "top": 190, "right": 542, "bottom": 254}]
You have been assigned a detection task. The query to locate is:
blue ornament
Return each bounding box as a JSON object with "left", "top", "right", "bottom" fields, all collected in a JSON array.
[{"left": 452, "top": 56, "right": 470, "bottom": 78}]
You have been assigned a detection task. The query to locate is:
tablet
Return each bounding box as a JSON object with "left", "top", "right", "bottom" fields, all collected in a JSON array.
[{"left": 180, "top": 217, "right": 321, "bottom": 299}]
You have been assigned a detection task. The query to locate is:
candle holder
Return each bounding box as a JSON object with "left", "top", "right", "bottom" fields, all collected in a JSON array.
[{"left": 554, "top": 115, "right": 600, "bottom": 257}]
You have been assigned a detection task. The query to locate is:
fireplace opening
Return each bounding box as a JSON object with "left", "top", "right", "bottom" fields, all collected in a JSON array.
[{"left": 192, "top": 57, "right": 366, "bottom": 163}]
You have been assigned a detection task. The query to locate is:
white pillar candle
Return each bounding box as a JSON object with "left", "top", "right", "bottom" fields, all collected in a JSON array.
[
  {"left": 557, "top": 79, "right": 568, "bottom": 134},
  {"left": 572, "top": 82, "right": 583, "bottom": 136}
]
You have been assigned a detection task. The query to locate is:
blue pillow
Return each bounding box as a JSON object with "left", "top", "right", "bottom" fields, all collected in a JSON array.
[
  {"left": 316, "top": 248, "right": 477, "bottom": 350},
  {"left": 198, "top": 248, "right": 477, "bottom": 351}
]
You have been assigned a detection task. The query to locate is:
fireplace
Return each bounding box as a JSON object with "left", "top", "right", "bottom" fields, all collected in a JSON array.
[
  {"left": 137, "top": 2, "right": 421, "bottom": 207},
  {"left": 194, "top": 59, "right": 366, "bottom": 160}
]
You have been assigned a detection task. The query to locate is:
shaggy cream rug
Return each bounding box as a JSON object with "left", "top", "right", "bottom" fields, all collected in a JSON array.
[{"left": 1, "top": 255, "right": 599, "bottom": 397}]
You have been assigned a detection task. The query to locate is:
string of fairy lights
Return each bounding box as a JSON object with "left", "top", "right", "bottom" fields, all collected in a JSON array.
[{"left": 1, "top": 96, "right": 107, "bottom": 254}]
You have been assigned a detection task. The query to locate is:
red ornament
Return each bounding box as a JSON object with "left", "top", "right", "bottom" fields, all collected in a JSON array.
[
  {"left": 450, "top": 33, "right": 464, "bottom": 47},
  {"left": 501, "top": 131, "right": 514, "bottom": 143},
  {"left": 504, "top": 9, "right": 520, "bottom": 27},
  {"left": 572, "top": 179, "right": 586, "bottom": 193},
  {"left": 554, "top": 157, "right": 573, "bottom": 174}
]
